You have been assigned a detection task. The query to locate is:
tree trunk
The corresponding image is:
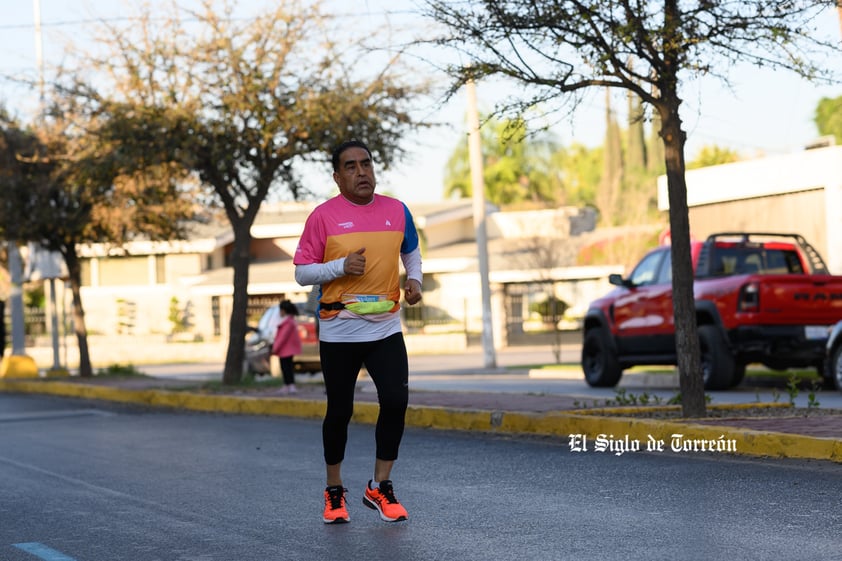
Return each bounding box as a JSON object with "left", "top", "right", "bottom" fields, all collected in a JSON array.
[
  {"left": 552, "top": 282, "right": 561, "bottom": 363},
  {"left": 64, "top": 248, "right": 93, "bottom": 378},
  {"left": 0, "top": 299, "right": 6, "bottom": 359},
  {"left": 222, "top": 221, "right": 252, "bottom": 385},
  {"left": 658, "top": 99, "right": 706, "bottom": 418}
]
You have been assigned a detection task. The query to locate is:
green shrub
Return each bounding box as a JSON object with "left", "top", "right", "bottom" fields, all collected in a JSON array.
[
  {"left": 95, "top": 363, "right": 144, "bottom": 377},
  {"left": 529, "top": 297, "right": 569, "bottom": 320}
]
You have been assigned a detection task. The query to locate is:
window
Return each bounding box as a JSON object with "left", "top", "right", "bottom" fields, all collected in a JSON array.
[
  {"left": 629, "top": 250, "right": 665, "bottom": 286},
  {"left": 155, "top": 255, "right": 166, "bottom": 284},
  {"left": 766, "top": 250, "right": 804, "bottom": 274},
  {"left": 79, "top": 259, "right": 92, "bottom": 286},
  {"left": 713, "top": 247, "right": 805, "bottom": 275},
  {"left": 656, "top": 250, "right": 672, "bottom": 285}
]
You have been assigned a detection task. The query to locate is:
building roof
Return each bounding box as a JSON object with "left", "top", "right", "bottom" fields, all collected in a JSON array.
[{"left": 657, "top": 145, "right": 842, "bottom": 210}]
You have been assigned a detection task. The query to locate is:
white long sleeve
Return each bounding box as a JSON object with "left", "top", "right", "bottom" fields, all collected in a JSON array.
[
  {"left": 401, "top": 247, "right": 422, "bottom": 283},
  {"left": 295, "top": 259, "right": 346, "bottom": 286}
]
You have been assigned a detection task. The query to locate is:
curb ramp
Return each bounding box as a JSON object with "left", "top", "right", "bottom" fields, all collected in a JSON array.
[{"left": 2, "top": 379, "right": 840, "bottom": 464}]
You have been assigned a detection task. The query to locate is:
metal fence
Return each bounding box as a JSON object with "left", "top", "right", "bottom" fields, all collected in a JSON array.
[
  {"left": 401, "top": 303, "right": 463, "bottom": 332},
  {"left": 1, "top": 307, "right": 49, "bottom": 348}
]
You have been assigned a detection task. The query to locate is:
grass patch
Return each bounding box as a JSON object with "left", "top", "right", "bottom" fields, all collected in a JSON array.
[
  {"left": 744, "top": 367, "right": 819, "bottom": 380},
  {"left": 196, "top": 375, "right": 292, "bottom": 393},
  {"left": 94, "top": 364, "right": 148, "bottom": 378}
]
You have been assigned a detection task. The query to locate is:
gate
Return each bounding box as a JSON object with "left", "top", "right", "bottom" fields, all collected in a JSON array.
[
  {"left": 503, "top": 281, "right": 568, "bottom": 346},
  {"left": 503, "top": 283, "right": 531, "bottom": 345}
]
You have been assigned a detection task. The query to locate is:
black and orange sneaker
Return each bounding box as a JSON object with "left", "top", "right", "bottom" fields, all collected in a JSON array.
[
  {"left": 323, "top": 485, "right": 350, "bottom": 524},
  {"left": 362, "top": 480, "right": 408, "bottom": 522}
]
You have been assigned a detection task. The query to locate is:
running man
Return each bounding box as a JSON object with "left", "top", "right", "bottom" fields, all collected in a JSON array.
[{"left": 294, "top": 139, "right": 423, "bottom": 524}]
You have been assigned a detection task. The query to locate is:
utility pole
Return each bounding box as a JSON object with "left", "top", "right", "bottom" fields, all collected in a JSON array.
[
  {"left": 34, "top": 0, "right": 45, "bottom": 102},
  {"left": 31, "top": 0, "right": 67, "bottom": 377},
  {"left": 465, "top": 78, "right": 497, "bottom": 369}
]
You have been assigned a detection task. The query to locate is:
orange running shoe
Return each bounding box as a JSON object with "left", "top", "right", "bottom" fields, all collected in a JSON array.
[
  {"left": 362, "top": 480, "right": 408, "bottom": 522},
  {"left": 323, "top": 485, "right": 350, "bottom": 524}
]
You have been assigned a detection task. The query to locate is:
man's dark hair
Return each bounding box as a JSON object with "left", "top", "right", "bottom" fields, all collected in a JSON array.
[{"left": 332, "top": 140, "right": 372, "bottom": 172}]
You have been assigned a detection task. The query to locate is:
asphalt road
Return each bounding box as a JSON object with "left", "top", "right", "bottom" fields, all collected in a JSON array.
[{"left": 1, "top": 393, "right": 841, "bottom": 561}]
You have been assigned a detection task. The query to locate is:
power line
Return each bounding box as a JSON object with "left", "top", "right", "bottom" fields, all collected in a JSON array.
[
  {"left": 0, "top": 8, "right": 421, "bottom": 31},
  {"left": 0, "top": 17, "right": 137, "bottom": 30}
]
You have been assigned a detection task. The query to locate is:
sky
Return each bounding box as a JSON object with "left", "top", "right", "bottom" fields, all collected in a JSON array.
[{"left": 1, "top": 0, "right": 841, "bottom": 205}]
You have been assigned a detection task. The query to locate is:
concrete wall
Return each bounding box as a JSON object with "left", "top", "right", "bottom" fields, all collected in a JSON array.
[{"left": 686, "top": 189, "right": 828, "bottom": 265}]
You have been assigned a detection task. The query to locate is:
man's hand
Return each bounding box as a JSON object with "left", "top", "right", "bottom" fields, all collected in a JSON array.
[
  {"left": 404, "top": 278, "right": 422, "bottom": 305},
  {"left": 344, "top": 247, "right": 366, "bottom": 276}
]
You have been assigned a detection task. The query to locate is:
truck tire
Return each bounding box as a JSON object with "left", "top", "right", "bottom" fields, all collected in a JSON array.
[
  {"left": 817, "top": 360, "right": 836, "bottom": 389},
  {"left": 729, "top": 362, "right": 746, "bottom": 388},
  {"left": 698, "top": 325, "right": 735, "bottom": 390},
  {"left": 582, "top": 328, "right": 623, "bottom": 387}
]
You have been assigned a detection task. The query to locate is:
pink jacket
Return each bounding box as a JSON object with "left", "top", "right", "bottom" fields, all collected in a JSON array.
[{"left": 272, "top": 316, "right": 302, "bottom": 358}]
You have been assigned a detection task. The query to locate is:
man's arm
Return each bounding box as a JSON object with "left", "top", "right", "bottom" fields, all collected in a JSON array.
[
  {"left": 401, "top": 247, "right": 422, "bottom": 305},
  {"left": 295, "top": 247, "right": 370, "bottom": 286},
  {"left": 295, "top": 259, "right": 346, "bottom": 286}
]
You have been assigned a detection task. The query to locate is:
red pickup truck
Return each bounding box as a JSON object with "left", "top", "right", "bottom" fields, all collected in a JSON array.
[{"left": 581, "top": 233, "right": 842, "bottom": 390}]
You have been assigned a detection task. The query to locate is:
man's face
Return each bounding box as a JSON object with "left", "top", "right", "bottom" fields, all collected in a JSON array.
[{"left": 333, "top": 146, "right": 376, "bottom": 205}]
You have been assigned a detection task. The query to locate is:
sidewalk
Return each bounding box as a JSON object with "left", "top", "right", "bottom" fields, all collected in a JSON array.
[{"left": 2, "top": 373, "right": 841, "bottom": 464}]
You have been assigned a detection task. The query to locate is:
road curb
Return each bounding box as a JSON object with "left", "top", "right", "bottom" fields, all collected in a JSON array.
[{"left": 2, "top": 380, "right": 840, "bottom": 464}]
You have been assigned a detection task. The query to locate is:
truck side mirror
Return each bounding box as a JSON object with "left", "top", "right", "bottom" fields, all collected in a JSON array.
[{"left": 608, "top": 273, "right": 626, "bottom": 287}]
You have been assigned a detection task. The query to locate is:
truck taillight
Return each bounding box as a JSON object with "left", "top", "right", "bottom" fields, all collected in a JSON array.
[{"left": 738, "top": 282, "right": 759, "bottom": 312}]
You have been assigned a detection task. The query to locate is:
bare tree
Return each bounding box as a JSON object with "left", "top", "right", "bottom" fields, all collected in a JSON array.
[
  {"left": 423, "top": 0, "right": 842, "bottom": 416},
  {"left": 514, "top": 219, "right": 578, "bottom": 363},
  {"left": 59, "top": 0, "right": 426, "bottom": 384}
]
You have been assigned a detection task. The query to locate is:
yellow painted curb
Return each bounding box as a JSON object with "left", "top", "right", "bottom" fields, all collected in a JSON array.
[
  {"left": 0, "top": 355, "right": 39, "bottom": 378},
  {"left": 1, "top": 380, "right": 840, "bottom": 464}
]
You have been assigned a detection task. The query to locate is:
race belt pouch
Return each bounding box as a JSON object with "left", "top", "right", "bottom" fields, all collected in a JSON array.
[
  {"left": 345, "top": 300, "right": 395, "bottom": 314},
  {"left": 328, "top": 294, "right": 395, "bottom": 315}
]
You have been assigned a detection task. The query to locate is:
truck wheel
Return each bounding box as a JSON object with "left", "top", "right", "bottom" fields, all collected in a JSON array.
[
  {"left": 729, "top": 362, "right": 746, "bottom": 388},
  {"left": 582, "top": 328, "right": 622, "bottom": 387},
  {"left": 815, "top": 360, "right": 838, "bottom": 390},
  {"left": 699, "top": 325, "right": 735, "bottom": 390},
  {"left": 831, "top": 346, "right": 842, "bottom": 392}
]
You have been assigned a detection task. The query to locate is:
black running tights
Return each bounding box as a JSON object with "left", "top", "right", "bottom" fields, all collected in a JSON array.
[{"left": 320, "top": 333, "right": 409, "bottom": 465}]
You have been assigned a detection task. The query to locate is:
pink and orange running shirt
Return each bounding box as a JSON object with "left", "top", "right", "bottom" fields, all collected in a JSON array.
[{"left": 294, "top": 193, "right": 420, "bottom": 326}]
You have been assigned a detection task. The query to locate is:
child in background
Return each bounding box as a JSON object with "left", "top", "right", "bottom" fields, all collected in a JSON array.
[{"left": 272, "top": 300, "right": 302, "bottom": 395}]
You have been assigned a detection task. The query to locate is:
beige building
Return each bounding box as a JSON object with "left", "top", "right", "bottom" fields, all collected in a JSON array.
[{"left": 657, "top": 145, "right": 842, "bottom": 273}]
